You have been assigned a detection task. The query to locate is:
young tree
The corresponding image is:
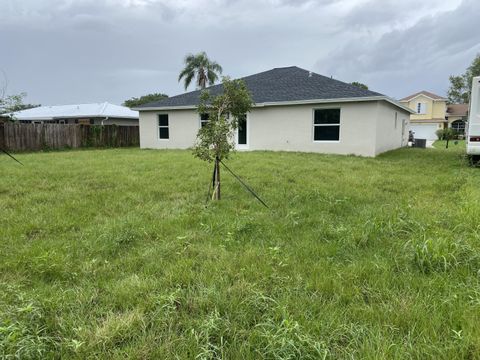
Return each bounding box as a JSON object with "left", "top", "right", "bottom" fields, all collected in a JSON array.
[
  {"left": 193, "top": 77, "right": 253, "bottom": 200},
  {"left": 178, "top": 52, "right": 223, "bottom": 90},
  {"left": 123, "top": 93, "right": 168, "bottom": 108},
  {"left": 447, "top": 54, "right": 480, "bottom": 104},
  {"left": 351, "top": 81, "right": 368, "bottom": 90},
  {"left": 0, "top": 72, "right": 39, "bottom": 117}
]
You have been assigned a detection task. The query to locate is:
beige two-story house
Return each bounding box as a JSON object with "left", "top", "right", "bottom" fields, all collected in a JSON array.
[{"left": 399, "top": 91, "right": 448, "bottom": 140}]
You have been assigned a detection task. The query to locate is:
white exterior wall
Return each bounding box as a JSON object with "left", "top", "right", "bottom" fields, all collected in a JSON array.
[
  {"left": 374, "top": 102, "right": 410, "bottom": 155},
  {"left": 247, "top": 102, "right": 377, "bottom": 156},
  {"left": 139, "top": 101, "right": 408, "bottom": 157},
  {"left": 140, "top": 109, "right": 198, "bottom": 149}
]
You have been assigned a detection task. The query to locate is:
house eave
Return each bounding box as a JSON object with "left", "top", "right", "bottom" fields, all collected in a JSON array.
[
  {"left": 15, "top": 115, "right": 139, "bottom": 121},
  {"left": 136, "top": 96, "right": 414, "bottom": 114},
  {"left": 400, "top": 94, "right": 448, "bottom": 102}
]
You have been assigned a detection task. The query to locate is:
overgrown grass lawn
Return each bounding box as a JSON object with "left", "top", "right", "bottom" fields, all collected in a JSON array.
[{"left": 2, "top": 145, "right": 480, "bottom": 359}]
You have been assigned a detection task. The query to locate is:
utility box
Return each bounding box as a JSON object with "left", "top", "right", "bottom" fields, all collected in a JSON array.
[{"left": 415, "top": 139, "right": 427, "bottom": 148}]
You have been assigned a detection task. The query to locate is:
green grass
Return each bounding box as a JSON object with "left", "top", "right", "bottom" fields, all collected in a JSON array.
[
  {"left": 1, "top": 145, "right": 480, "bottom": 359},
  {"left": 433, "top": 139, "right": 466, "bottom": 149}
]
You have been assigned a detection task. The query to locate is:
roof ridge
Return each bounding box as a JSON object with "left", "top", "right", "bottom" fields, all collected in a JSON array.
[
  {"left": 32, "top": 102, "right": 118, "bottom": 108},
  {"left": 99, "top": 102, "right": 109, "bottom": 115},
  {"left": 136, "top": 66, "right": 386, "bottom": 109}
]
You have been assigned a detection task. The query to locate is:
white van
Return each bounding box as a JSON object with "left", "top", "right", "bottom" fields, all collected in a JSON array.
[{"left": 467, "top": 76, "right": 480, "bottom": 161}]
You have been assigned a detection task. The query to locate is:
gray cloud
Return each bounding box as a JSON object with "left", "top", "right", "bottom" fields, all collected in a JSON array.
[
  {"left": 0, "top": 0, "right": 475, "bottom": 105},
  {"left": 315, "top": 0, "right": 480, "bottom": 98}
]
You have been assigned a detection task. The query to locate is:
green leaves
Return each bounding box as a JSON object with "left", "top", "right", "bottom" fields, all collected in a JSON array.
[
  {"left": 0, "top": 92, "right": 40, "bottom": 116},
  {"left": 122, "top": 93, "right": 168, "bottom": 108},
  {"left": 178, "top": 52, "right": 223, "bottom": 90},
  {"left": 447, "top": 75, "right": 469, "bottom": 104},
  {"left": 351, "top": 81, "right": 369, "bottom": 90},
  {"left": 193, "top": 78, "right": 253, "bottom": 163},
  {"left": 447, "top": 53, "right": 480, "bottom": 104}
]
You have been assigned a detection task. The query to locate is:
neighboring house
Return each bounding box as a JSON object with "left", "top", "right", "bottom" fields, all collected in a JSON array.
[
  {"left": 399, "top": 91, "right": 470, "bottom": 140},
  {"left": 10, "top": 102, "right": 139, "bottom": 126},
  {"left": 135, "top": 67, "right": 413, "bottom": 157},
  {"left": 446, "top": 104, "right": 469, "bottom": 135},
  {"left": 399, "top": 91, "right": 448, "bottom": 140}
]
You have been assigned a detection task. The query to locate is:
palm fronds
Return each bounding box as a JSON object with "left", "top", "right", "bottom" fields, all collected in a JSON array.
[{"left": 178, "top": 52, "right": 223, "bottom": 90}]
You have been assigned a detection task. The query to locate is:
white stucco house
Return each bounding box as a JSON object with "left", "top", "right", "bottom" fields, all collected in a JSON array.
[{"left": 135, "top": 67, "right": 413, "bottom": 157}]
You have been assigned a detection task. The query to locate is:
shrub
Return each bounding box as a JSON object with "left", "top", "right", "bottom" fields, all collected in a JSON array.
[
  {"left": 435, "top": 129, "right": 445, "bottom": 140},
  {"left": 435, "top": 128, "right": 457, "bottom": 148}
]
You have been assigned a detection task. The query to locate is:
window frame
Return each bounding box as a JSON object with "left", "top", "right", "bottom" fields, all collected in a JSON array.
[
  {"left": 312, "top": 107, "right": 341, "bottom": 143},
  {"left": 237, "top": 113, "right": 249, "bottom": 149},
  {"left": 451, "top": 119, "right": 466, "bottom": 133},
  {"left": 416, "top": 102, "right": 427, "bottom": 114},
  {"left": 158, "top": 113, "right": 169, "bottom": 140},
  {"left": 199, "top": 113, "right": 210, "bottom": 129}
]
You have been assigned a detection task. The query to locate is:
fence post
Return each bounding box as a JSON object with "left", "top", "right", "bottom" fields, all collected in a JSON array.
[{"left": 0, "top": 122, "right": 5, "bottom": 150}]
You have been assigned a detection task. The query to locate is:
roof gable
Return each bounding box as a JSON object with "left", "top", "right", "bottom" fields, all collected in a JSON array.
[
  {"left": 136, "top": 66, "right": 385, "bottom": 109},
  {"left": 400, "top": 91, "right": 447, "bottom": 102}
]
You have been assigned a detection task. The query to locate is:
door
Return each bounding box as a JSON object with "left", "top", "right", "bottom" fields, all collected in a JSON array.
[
  {"left": 410, "top": 124, "right": 439, "bottom": 141},
  {"left": 237, "top": 114, "right": 248, "bottom": 149}
]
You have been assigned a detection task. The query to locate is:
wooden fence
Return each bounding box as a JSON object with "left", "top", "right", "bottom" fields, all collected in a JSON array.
[{"left": 0, "top": 123, "right": 139, "bottom": 151}]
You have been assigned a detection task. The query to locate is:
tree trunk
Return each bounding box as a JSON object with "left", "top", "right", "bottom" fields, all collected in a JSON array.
[
  {"left": 446, "top": 139, "right": 449, "bottom": 149},
  {"left": 214, "top": 157, "right": 221, "bottom": 200}
]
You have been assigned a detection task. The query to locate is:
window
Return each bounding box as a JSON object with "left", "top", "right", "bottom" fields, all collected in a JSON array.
[
  {"left": 158, "top": 114, "right": 169, "bottom": 139},
  {"left": 77, "top": 118, "right": 91, "bottom": 125},
  {"left": 394, "top": 112, "right": 398, "bottom": 129},
  {"left": 416, "top": 102, "right": 427, "bottom": 114},
  {"left": 313, "top": 108, "right": 340, "bottom": 141},
  {"left": 200, "top": 113, "right": 209, "bottom": 128},
  {"left": 451, "top": 120, "right": 466, "bottom": 134}
]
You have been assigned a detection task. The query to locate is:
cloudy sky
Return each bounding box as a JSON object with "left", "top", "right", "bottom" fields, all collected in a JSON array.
[{"left": 0, "top": 0, "right": 479, "bottom": 106}]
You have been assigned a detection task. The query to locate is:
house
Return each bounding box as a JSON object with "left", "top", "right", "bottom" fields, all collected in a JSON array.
[
  {"left": 10, "top": 102, "right": 139, "bottom": 126},
  {"left": 446, "top": 104, "right": 469, "bottom": 135},
  {"left": 399, "top": 91, "right": 448, "bottom": 140},
  {"left": 135, "top": 67, "right": 413, "bottom": 157},
  {"left": 399, "top": 91, "right": 444, "bottom": 140},
  {"left": 399, "top": 91, "right": 470, "bottom": 139}
]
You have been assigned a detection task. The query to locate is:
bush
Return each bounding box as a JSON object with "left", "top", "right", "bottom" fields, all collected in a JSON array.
[
  {"left": 436, "top": 128, "right": 457, "bottom": 141},
  {"left": 435, "top": 129, "right": 445, "bottom": 140}
]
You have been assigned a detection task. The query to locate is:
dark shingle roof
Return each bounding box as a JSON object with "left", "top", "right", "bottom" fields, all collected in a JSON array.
[{"left": 136, "top": 66, "right": 384, "bottom": 109}]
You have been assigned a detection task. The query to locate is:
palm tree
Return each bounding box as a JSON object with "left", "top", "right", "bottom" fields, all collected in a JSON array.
[{"left": 178, "top": 52, "right": 223, "bottom": 90}]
